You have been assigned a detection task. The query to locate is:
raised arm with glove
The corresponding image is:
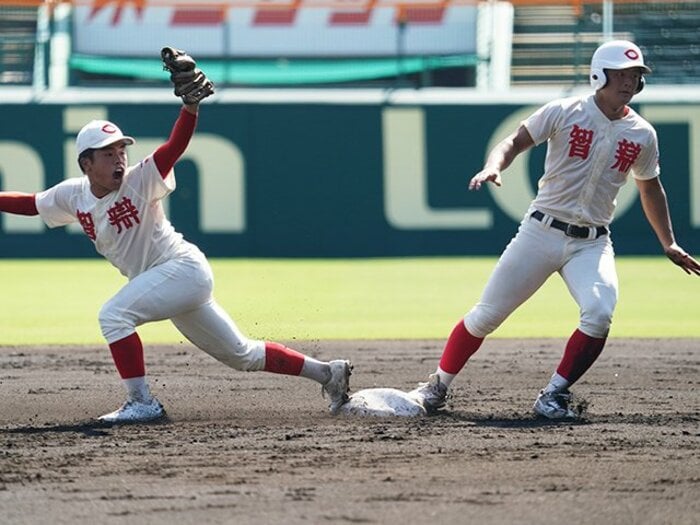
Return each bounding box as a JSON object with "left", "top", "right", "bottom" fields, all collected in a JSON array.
[{"left": 161, "top": 46, "right": 215, "bottom": 105}]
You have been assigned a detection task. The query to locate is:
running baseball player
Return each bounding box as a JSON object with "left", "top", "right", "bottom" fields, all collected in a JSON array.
[
  {"left": 0, "top": 47, "right": 351, "bottom": 423},
  {"left": 408, "top": 40, "right": 700, "bottom": 419}
]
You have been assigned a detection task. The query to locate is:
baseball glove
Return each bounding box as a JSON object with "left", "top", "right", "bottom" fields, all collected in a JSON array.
[{"left": 161, "top": 46, "right": 214, "bottom": 105}]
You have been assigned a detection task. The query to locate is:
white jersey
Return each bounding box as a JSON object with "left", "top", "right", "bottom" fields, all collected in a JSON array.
[
  {"left": 523, "top": 93, "right": 660, "bottom": 227},
  {"left": 36, "top": 154, "right": 197, "bottom": 279}
]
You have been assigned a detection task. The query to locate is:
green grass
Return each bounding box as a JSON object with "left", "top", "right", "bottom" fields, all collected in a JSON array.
[{"left": 1, "top": 257, "right": 697, "bottom": 346}]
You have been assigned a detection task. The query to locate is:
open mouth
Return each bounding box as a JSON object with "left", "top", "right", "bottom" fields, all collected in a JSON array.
[{"left": 113, "top": 167, "right": 125, "bottom": 180}]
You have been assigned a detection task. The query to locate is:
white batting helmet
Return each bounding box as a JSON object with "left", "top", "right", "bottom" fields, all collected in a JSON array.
[{"left": 589, "top": 40, "right": 652, "bottom": 93}]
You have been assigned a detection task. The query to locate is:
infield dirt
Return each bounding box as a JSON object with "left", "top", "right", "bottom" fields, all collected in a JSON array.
[{"left": 1, "top": 339, "right": 698, "bottom": 525}]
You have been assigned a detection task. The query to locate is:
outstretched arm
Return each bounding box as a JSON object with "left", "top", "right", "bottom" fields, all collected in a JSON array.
[
  {"left": 636, "top": 176, "right": 700, "bottom": 276},
  {"left": 0, "top": 192, "right": 38, "bottom": 215},
  {"left": 154, "top": 45, "right": 214, "bottom": 178},
  {"left": 469, "top": 124, "right": 535, "bottom": 191},
  {"left": 153, "top": 103, "right": 198, "bottom": 178}
]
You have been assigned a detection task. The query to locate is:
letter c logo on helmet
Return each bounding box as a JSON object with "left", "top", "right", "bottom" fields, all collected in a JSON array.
[{"left": 589, "top": 40, "right": 652, "bottom": 93}]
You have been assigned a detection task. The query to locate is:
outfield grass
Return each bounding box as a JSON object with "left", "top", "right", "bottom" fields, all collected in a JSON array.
[{"left": 0, "top": 257, "right": 697, "bottom": 345}]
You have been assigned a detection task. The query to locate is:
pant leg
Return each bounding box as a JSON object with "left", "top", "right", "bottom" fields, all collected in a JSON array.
[
  {"left": 465, "top": 217, "right": 566, "bottom": 338},
  {"left": 98, "top": 253, "right": 214, "bottom": 344},
  {"left": 170, "top": 299, "right": 266, "bottom": 372},
  {"left": 559, "top": 236, "right": 618, "bottom": 338}
]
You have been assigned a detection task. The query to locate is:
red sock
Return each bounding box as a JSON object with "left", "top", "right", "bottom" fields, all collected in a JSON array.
[
  {"left": 438, "top": 320, "right": 484, "bottom": 375},
  {"left": 556, "top": 329, "right": 606, "bottom": 384},
  {"left": 108, "top": 332, "right": 146, "bottom": 379},
  {"left": 264, "top": 342, "right": 305, "bottom": 376}
]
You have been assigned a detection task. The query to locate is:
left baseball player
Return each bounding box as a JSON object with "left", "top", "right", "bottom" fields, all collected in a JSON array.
[{"left": 0, "top": 48, "right": 351, "bottom": 423}]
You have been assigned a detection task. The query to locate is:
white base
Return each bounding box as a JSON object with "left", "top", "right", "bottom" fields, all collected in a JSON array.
[{"left": 339, "top": 388, "right": 427, "bottom": 417}]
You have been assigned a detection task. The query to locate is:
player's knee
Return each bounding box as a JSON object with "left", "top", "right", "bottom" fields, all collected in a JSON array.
[
  {"left": 579, "top": 301, "right": 616, "bottom": 338},
  {"left": 465, "top": 303, "right": 507, "bottom": 338},
  {"left": 580, "top": 311, "right": 613, "bottom": 338},
  {"left": 98, "top": 302, "right": 135, "bottom": 343},
  {"left": 216, "top": 339, "right": 266, "bottom": 372}
]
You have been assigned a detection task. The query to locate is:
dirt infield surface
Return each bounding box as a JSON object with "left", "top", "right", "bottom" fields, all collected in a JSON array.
[{"left": 1, "top": 339, "right": 698, "bottom": 525}]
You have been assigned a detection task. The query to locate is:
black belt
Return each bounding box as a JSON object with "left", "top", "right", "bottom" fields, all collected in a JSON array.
[{"left": 531, "top": 210, "right": 608, "bottom": 239}]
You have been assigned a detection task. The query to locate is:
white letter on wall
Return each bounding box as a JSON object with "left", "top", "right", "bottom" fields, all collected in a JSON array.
[
  {"left": 382, "top": 107, "right": 492, "bottom": 230},
  {"left": 0, "top": 142, "right": 45, "bottom": 232},
  {"left": 181, "top": 134, "right": 245, "bottom": 233}
]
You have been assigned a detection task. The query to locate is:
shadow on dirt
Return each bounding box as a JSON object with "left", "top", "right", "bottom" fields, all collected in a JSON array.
[
  {"left": 0, "top": 417, "right": 171, "bottom": 437},
  {"left": 435, "top": 411, "right": 699, "bottom": 428},
  {"left": 435, "top": 411, "right": 591, "bottom": 428}
]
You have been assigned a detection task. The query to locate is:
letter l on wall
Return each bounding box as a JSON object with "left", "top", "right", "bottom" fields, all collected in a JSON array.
[{"left": 382, "top": 107, "right": 493, "bottom": 230}]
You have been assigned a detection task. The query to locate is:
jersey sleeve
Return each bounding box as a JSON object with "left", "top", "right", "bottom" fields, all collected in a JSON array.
[
  {"left": 34, "top": 180, "right": 80, "bottom": 228},
  {"left": 522, "top": 101, "right": 563, "bottom": 146},
  {"left": 129, "top": 153, "right": 176, "bottom": 202},
  {"left": 631, "top": 127, "right": 661, "bottom": 181}
]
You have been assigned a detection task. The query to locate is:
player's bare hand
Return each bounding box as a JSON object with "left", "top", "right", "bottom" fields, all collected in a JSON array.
[
  {"left": 664, "top": 243, "right": 700, "bottom": 276},
  {"left": 469, "top": 168, "right": 502, "bottom": 191}
]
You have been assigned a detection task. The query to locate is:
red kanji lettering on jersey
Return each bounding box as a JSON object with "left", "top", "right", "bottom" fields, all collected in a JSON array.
[
  {"left": 107, "top": 196, "right": 140, "bottom": 233},
  {"left": 568, "top": 124, "right": 594, "bottom": 159},
  {"left": 611, "top": 139, "right": 642, "bottom": 173},
  {"left": 77, "top": 210, "right": 96, "bottom": 240}
]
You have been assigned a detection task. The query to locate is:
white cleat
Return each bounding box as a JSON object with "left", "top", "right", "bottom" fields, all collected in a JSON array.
[
  {"left": 322, "top": 360, "right": 352, "bottom": 415},
  {"left": 533, "top": 389, "right": 577, "bottom": 420},
  {"left": 98, "top": 398, "right": 165, "bottom": 424},
  {"left": 407, "top": 373, "right": 448, "bottom": 413}
]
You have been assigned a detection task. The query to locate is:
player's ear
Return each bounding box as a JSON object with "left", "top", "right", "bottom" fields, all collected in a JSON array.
[{"left": 78, "top": 150, "right": 93, "bottom": 173}]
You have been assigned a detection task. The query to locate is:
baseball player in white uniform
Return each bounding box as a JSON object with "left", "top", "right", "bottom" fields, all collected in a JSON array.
[
  {"left": 409, "top": 40, "right": 700, "bottom": 419},
  {"left": 0, "top": 51, "right": 352, "bottom": 424}
]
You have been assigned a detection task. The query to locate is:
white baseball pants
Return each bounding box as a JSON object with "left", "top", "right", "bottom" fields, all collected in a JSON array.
[
  {"left": 464, "top": 213, "right": 618, "bottom": 339},
  {"left": 98, "top": 249, "right": 266, "bottom": 371}
]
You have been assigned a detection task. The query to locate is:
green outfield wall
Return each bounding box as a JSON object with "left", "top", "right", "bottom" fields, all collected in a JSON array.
[{"left": 0, "top": 101, "right": 698, "bottom": 257}]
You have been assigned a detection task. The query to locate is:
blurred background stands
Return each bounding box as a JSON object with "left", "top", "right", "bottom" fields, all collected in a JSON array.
[
  {"left": 511, "top": 0, "right": 700, "bottom": 87},
  {"left": 0, "top": 3, "right": 38, "bottom": 85},
  {"left": 1, "top": 1, "right": 699, "bottom": 90},
  {"left": 624, "top": 2, "right": 700, "bottom": 84}
]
